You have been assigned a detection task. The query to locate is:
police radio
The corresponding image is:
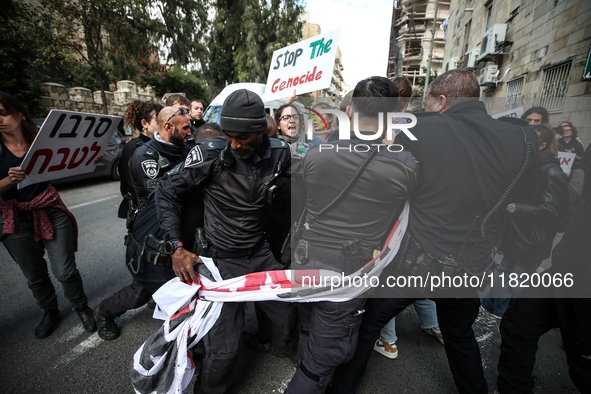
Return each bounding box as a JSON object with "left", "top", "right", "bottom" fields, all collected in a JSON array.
[{"left": 219, "top": 141, "right": 235, "bottom": 168}]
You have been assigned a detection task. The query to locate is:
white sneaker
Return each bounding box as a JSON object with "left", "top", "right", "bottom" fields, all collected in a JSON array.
[
  {"left": 423, "top": 326, "right": 444, "bottom": 345},
  {"left": 373, "top": 338, "right": 398, "bottom": 359}
]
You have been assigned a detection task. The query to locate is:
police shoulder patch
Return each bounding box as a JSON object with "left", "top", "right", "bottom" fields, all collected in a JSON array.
[
  {"left": 141, "top": 160, "right": 159, "bottom": 179},
  {"left": 185, "top": 146, "right": 204, "bottom": 168}
]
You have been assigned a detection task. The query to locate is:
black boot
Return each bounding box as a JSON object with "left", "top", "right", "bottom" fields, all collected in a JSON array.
[
  {"left": 75, "top": 305, "right": 97, "bottom": 332},
  {"left": 94, "top": 306, "right": 120, "bottom": 340},
  {"left": 35, "top": 309, "right": 60, "bottom": 339}
]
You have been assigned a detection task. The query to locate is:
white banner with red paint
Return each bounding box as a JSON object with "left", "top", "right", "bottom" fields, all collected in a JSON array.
[
  {"left": 18, "top": 110, "right": 120, "bottom": 189},
  {"left": 557, "top": 152, "right": 576, "bottom": 173},
  {"left": 264, "top": 28, "right": 341, "bottom": 100}
]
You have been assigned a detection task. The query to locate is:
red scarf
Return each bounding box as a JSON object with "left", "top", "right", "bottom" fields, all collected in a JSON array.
[{"left": 0, "top": 185, "right": 78, "bottom": 250}]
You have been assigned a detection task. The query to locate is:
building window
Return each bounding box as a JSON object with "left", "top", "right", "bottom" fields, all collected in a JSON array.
[
  {"left": 485, "top": 6, "right": 493, "bottom": 31},
  {"left": 505, "top": 77, "right": 523, "bottom": 111},
  {"left": 482, "top": 88, "right": 494, "bottom": 113},
  {"left": 539, "top": 61, "right": 572, "bottom": 112},
  {"left": 463, "top": 20, "right": 472, "bottom": 54}
]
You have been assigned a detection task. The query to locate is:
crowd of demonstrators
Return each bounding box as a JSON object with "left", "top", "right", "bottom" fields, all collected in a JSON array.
[
  {"left": 5, "top": 66, "right": 590, "bottom": 394},
  {"left": 481, "top": 124, "right": 569, "bottom": 318},
  {"left": 0, "top": 91, "right": 96, "bottom": 339},
  {"left": 94, "top": 106, "right": 193, "bottom": 340},
  {"left": 118, "top": 100, "right": 164, "bottom": 218}
]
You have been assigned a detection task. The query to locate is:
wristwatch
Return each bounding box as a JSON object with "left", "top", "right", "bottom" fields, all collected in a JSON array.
[{"left": 165, "top": 240, "right": 183, "bottom": 254}]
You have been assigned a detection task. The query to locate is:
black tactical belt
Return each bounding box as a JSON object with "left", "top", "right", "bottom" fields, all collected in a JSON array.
[{"left": 125, "top": 233, "right": 172, "bottom": 267}]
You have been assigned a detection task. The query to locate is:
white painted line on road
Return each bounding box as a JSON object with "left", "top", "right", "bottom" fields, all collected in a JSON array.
[
  {"left": 56, "top": 325, "right": 85, "bottom": 344},
  {"left": 53, "top": 305, "right": 149, "bottom": 370},
  {"left": 68, "top": 195, "right": 119, "bottom": 210},
  {"left": 54, "top": 334, "right": 102, "bottom": 369}
]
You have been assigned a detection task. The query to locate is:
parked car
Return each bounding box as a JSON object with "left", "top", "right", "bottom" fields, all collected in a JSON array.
[{"left": 32, "top": 117, "right": 126, "bottom": 184}]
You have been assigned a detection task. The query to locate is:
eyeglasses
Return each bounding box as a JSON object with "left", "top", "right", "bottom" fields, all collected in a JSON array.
[
  {"left": 167, "top": 107, "right": 188, "bottom": 123},
  {"left": 280, "top": 114, "right": 299, "bottom": 122}
]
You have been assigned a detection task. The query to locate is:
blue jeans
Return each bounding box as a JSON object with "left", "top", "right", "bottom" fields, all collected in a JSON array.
[
  {"left": 1, "top": 208, "right": 87, "bottom": 310},
  {"left": 481, "top": 255, "right": 540, "bottom": 317},
  {"left": 380, "top": 298, "right": 438, "bottom": 343}
]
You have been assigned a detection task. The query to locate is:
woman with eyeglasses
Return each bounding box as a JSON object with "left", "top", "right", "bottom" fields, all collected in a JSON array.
[
  {"left": 274, "top": 104, "right": 322, "bottom": 156},
  {"left": 0, "top": 91, "right": 96, "bottom": 338},
  {"left": 481, "top": 124, "right": 569, "bottom": 318}
]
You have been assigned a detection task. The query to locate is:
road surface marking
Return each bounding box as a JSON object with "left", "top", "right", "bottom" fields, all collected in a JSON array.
[
  {"left": 53, "top": 305, "right": 148, "bottom": 369},
  {"left": 69, "top": 195, "right": 119, "bottom": 210}
]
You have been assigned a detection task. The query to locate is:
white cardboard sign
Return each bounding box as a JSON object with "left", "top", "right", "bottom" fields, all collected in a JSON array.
[
  {"left": 491, "top": 106, "right": 524, "bottom": 119},
  {"left": 18, "top": 110, "right": 120, "bottom": 189},
  {"left": 264, "top": 28, "right": 341, "bottom": 100},
  {"left": 557, "top": 152, "right": 576, "bottom": 173}
]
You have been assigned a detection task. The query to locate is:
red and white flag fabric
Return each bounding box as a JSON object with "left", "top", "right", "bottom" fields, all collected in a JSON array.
[{"left": 131, "top": 202, "right": 409, "bottom": 394}]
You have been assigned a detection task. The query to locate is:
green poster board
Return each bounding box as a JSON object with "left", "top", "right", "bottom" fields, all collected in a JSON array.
[{"left": 583, "top": 41, "right": 591, "bottom": 81}]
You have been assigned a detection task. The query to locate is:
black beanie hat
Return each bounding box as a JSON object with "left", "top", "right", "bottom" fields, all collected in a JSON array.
[{"left": 220, "top": 89, "right": 267, "bottom": 133}]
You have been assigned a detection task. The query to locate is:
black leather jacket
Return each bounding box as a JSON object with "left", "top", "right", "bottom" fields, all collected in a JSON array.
[
  {"left": 156, "top": 135, "right": 292, "bottom": 251},
  {"left": 503, "top": 153, "right": 569, "bottom": 261}
]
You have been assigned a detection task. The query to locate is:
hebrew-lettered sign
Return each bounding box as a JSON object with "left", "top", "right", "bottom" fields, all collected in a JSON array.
[
  {"left": 557, "top": 152, "right": 576, "bottom": 174},
  {"left": 264, "top": 28, "right": 341, "bottom": 100},
  {"left": 18, "top": 110, "right": 120, "bottom": 189}
]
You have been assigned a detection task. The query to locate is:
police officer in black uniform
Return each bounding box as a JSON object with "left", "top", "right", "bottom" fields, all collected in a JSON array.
[
  {"left": 285, "top": 77, "right": 418, "bottom": 394},
  {"left": 332, "top": 69, "right": 541, "bottom": 394},
  {"left": 156, "top": 89, "right": 297, "bottom": 394},
  {"left": 94, "top": 106, "right": 192, "bottom": 340}
]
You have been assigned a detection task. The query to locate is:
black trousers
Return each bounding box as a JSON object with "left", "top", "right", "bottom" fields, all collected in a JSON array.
[
  {"left": 99, "top": 279, "right": 153, "bottom": 317},
  {"left": 498, "top": 297, "right": 591, "bottom": 393},
  {"left": 331, "top": 296, "right": 487, "bottom": 394},
  {"left": 194, "top": 243, "right": 298, "bottom": 394},
  {"left": 285, "top": 298, "right": 366, "bottom": 394}
]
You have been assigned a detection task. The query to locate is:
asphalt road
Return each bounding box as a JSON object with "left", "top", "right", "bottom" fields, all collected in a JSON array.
[{"left": 0, "top": 179, "right": 577, "bottom": 393}]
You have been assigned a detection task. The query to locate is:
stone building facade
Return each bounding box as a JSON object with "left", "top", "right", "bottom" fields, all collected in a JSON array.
[
  {"left": 442, "top": 0, "right": 591, "bottom": 191},
  {"left": 39, "top": 80, "right": 156, "bottom": 115}
]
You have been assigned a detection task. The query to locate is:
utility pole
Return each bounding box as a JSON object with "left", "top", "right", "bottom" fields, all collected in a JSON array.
[{"left": 423, "top": 0, "right": 440, "bottom": 100}]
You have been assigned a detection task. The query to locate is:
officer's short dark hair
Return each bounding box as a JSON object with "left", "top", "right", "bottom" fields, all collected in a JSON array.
[
  {"left": 426, "top": 69, "right": 480, "bottom": 108},
  {"left": 522, "top": 106, "right": 550, "bottom": 124},
  {"left": 351, "top": 76, "right": 399, "bottom": 117},
  {"left": 195, "top": 123, "right": 223, "bottom": 143}
]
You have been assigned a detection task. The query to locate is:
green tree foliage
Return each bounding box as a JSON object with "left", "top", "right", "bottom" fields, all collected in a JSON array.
[
  {"left": 0, "top": 1, "right": 52, "bottom": 116},
  {"left": 207, "top": 0, "right": 304, "bottom": 94},
  {"left": 131, "top": 48, "right": 207, "bottom": 102},
  {"left": 38, "top": 0, "right": 158, "bottom": 113},
  {"left": 154, "top": 0, "right": 210, "bottom": 68}
]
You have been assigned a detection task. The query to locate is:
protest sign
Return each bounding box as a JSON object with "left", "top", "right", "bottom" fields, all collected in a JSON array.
[
  {"left": 264, "top": 28, "right": 341, "bottom": 100},
  {"left": 557, "top": 152, "right": 576, "bottom": 173},
  {"left": 491, "top": 106, "right": 524, "bottom": 119},
  {"left": 18, "top": 110, "right": 121, "bottom": 189}
]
